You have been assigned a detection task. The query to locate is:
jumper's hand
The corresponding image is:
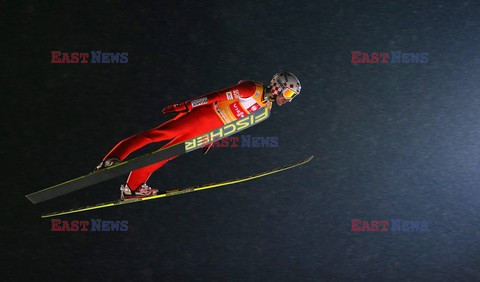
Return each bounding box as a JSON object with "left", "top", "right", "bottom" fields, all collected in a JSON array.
[{"left": 162, "top": 103, "right": 188, "bottom": 115}]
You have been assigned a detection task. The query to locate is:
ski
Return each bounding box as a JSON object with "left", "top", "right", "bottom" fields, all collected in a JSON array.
[
  {"left": 26, "top": 108, "right": 270, "bottom": 204},
  {"left": 41, "top": 155, "right": 314, "bottom": 218}
]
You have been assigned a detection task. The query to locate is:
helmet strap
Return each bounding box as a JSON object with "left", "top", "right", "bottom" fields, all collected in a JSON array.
[{"left": 263, "top": 86, "right": 276, "bottom": 102}]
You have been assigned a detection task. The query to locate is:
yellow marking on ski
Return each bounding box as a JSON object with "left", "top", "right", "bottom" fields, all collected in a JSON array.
[{"left": 41, "top": 155, "right": 313, "bottom": 218}]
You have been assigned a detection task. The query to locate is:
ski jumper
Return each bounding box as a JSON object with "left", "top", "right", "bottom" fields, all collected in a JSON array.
[{"left": 103, "top": 80, "right": 272, "bottom": 190}]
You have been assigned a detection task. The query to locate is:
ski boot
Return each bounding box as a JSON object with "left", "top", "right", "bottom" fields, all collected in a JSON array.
[
  {"left": 94, "top": 157, "right": 120, "bottom": 172},
  {"left": 120, "top": 183, "right": 159, "bottom": 200}
]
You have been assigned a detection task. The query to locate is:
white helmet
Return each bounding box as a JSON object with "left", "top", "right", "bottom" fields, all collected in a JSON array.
[{"left": 269, "top": 72, "right": 301, "bottom": 101}]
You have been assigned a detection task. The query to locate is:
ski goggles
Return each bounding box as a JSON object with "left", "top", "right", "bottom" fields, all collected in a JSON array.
[{"left": 282, "top": 88, "right": 298, "bottom": 100}]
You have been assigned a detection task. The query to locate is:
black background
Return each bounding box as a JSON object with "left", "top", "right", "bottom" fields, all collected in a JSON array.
[{"left": 3, "top": 1, "right": 480, "bottom": 281}]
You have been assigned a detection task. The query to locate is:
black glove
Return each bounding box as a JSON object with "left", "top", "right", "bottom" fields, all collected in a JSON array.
[{"left": 162, "top": 103, "right": 189, "bottom": 115}]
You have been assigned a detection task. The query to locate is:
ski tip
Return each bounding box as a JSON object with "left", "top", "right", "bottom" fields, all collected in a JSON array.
[{"left": 303, "top": 155, "right": 314, "bottom": 163}]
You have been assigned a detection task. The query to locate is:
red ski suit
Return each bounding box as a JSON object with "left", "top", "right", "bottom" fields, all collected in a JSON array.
[{"left": 103, "top": 80, "right": 271, "bottom": 190}]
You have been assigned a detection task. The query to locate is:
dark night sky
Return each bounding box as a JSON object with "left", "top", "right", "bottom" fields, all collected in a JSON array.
[{"left": 3, "top": 1, "right": 480, "bottom": 281}]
